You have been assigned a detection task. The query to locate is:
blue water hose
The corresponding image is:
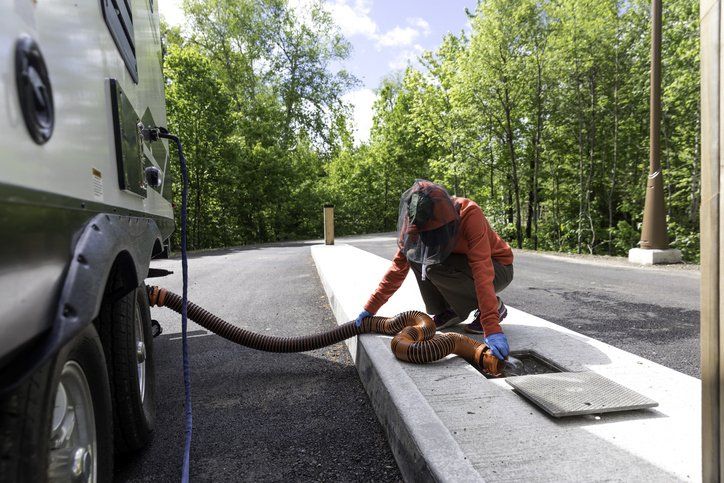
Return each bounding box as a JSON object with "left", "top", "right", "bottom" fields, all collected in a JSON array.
[{"left": 159, "top": 129, "right": 192, "bottom": 482}]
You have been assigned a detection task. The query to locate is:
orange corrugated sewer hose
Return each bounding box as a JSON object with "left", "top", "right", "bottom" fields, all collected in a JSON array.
[{"left": 147, "top": 286, "right": 505, "bottom": 377}]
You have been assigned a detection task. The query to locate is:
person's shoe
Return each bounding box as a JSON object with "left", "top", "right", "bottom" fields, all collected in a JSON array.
[
  {"left": 464, "top": 300, "right": 507, "bottom": 334},
  {"left": 433, "top": 308, "right": 460, "bottom": 329},
  {"left": 463, "top": 310, "right": 484, "bottom": 334},
  {"left": 498, "top": 297, "right": 508, "bottom": 322}
]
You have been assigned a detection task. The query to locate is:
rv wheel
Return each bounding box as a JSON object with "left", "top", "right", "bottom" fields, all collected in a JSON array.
[
  {"left": 97, "top": 282, "right": 156, "bottom": 454},
  {"left": 0, "top": 325, "right": 114, "bottom": 482}
]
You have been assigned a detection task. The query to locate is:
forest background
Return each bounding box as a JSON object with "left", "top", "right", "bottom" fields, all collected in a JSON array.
[{"left": 164, "top": 0, "right": 700, "bottom": 261}]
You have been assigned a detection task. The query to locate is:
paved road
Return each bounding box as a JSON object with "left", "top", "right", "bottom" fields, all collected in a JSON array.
[
  {"left": 340, "top": 233, "right": 701, "bottom": 378},
  {"left": 115, "top": 233, "right": 700, "bottom": 480},
  {"left": 115, "top": 242, "right": 401, "bottom": 482}
]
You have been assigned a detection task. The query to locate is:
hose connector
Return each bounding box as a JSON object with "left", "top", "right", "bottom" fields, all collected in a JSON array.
[{"left": 147, "top": 285, "right": 168, "bottom": 307}]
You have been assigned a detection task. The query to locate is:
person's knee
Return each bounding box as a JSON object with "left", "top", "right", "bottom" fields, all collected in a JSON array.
[
  {"left": 494, "top": 264, "right": 514, "bottom": 293},
  {"left": 505, "top": 264, "right": 514, "bottom": 285}
]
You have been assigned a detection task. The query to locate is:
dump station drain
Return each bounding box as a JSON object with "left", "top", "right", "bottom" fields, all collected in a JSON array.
[
  {"left": 499, "top": 351, "right": 563, "bottom": 378},
  {"left": 476, "top": 350, "right": 562, "bottom": 379}
]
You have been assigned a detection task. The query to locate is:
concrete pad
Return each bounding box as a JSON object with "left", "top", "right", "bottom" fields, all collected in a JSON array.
[
  {"left": 628, "top": 247, "right": 683, "bottom": 265},
  {"left": 312, "top": 244, "right": 701, "bottom": 482}
]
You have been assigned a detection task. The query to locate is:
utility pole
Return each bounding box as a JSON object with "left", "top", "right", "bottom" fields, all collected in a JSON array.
[
  {"left": 641, "top": 0, "right": 667, "bottom": 249},
  {"left": 628, "top": 0, "right": 682, "bottom": 264}
]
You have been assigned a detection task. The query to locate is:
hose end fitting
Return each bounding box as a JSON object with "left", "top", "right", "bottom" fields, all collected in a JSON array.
[
  {"left": 475, "top": 345, "right": 505, "bottom": 377},
  {"left": 147, "top": 285, "right": 167, "bottom": 307}
]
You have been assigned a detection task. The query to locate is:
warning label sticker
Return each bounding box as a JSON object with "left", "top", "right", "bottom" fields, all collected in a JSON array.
[{"left": 92, "top": 168, "right": 103, "bottom": 201}]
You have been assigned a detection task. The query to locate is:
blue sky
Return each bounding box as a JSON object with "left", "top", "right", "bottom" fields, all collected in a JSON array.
[{"left": 158, "top": 0, "right": 476, "bottom": 144}]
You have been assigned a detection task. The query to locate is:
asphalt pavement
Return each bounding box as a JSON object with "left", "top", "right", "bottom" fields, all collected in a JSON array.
[
  {"left": 340, "top": 233, "right": 701, "bottom": 377},
  {"left": 115, "top": 233, "right": 700, "bottom": 481},
  {"left": 114, "top": 242, "right": 401, "bottom": 482}
]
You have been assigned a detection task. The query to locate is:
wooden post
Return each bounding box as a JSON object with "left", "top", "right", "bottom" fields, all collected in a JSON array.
[
  {"left": 323, "top": 204, "right": 334, "bottom": 245},
  {"left": 700, "top": 0, "right": 721, "bottom": 479}
]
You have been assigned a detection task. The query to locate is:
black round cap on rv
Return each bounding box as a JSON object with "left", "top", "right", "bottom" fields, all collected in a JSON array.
[{"left": 15, "top": 36, "right": 54, "bottom": 145}]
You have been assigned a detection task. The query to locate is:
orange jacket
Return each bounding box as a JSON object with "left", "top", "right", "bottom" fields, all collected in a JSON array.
[{"left": 364, "top": 198, "right": 513, "bottom": 336}]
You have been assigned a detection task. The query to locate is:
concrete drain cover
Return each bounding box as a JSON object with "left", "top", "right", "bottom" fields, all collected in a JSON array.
[{"left": 506, "top": 371, "right": 658, "bottom": 418}]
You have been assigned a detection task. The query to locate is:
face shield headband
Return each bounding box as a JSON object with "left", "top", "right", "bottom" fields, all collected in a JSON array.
[{"left": 397, "top": 180, "right": 460, "bottom": 276}]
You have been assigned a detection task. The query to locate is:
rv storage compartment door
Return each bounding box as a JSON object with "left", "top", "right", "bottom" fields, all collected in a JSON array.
[{"left": 109, "top": 79, "right": 146, "bottom": 197}]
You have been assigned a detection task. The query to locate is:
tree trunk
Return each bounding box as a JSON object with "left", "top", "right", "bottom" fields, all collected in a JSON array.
[
  {"left": 532, "top": 56, "right": 544, "bottom": 251},
  {"left": 663, "top": 114, "right": 673, "bottom": 218},
  {"left": 503, "top": 86, "right": 522, "bottom": 248},
  {"left": 526, "top": 159, "right": 534, "bottom": 240},
  {"left": 576, "top": 75, "right": 585, "bottom": 254},
  {"left": 586, "top": 72, "right": 597, "bottom": 254},
  {"left": 506, "top": 174, "right": 514, "bottom": 226},
  {"left": 553, "top": 160, "right": 561, "bottom": 250},
  {"left": 384, "top": 168, "right": 390, "bottom": 230},
  {"left": 608, "top": 37, "right": 619, "bottom": 256},
  {"left": 489, "top": 141, "right": 496, "bottom": 202},
  {"left": 690, "top": 129, "right": 700, "bottom": 223},
  {"left": 194, "top": 172, "right": 202, "bottom": 249}
]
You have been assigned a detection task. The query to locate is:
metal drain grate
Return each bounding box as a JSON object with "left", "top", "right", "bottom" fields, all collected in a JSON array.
[{"left": 506, "top": 371, "right": 658, "bottom": 417}]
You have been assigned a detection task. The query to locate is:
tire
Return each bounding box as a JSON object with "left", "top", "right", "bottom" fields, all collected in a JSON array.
[
  {"left": 97, "top": 281, "right": 156, "bottom": 454},
  {"left": 157, "top": 241, "right": 170, "bottom": 259},
  {"left": 0, "top": 325, "right": 114, "bottom": 483}
]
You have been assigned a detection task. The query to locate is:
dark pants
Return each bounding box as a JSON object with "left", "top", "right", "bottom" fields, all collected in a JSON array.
[{"left": 410, "top": 254, "right": 514, "bottom": 318}]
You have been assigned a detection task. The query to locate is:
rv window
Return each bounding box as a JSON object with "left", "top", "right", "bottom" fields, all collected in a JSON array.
[{"left": 100, "top": 0, "right": 138, "bottom": 83}]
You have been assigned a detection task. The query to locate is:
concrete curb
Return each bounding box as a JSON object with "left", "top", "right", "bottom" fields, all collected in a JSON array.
[{"left": 312, "top": 245, "right": 482, "bottom": 483}]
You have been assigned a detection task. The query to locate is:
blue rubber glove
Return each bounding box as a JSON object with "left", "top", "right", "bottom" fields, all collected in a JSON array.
[
  {"left": 484, "top": 333, "right": 509, "bottom": 360},
  {"left": 355, "top": 310, "right": 374, "bottom": 327}
]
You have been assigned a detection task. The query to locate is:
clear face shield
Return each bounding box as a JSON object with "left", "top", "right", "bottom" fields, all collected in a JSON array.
[{"left": 397, "top": 180, "right": 460, "bottom": 278}]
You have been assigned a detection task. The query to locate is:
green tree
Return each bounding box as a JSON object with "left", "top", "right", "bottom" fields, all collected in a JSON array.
[
  {"left": 164, "top": 28, "right": 234, "bottom": 249},
  {"left": 165, "top": 0, "right": 355, "bottom": 246},
  {"left": 163, "top": 0, "right": 701, "bottom": 262}
]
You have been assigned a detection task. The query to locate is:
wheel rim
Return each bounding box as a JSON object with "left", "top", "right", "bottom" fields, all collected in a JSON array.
[
  {"left": 135, "top": 301, "right": 147, "bottom": 404},
  {"left": 48, "top": 361, "right": 97, "bottom": 483}
]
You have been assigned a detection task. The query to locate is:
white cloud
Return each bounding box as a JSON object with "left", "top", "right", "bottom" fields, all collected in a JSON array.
[
  {"left": 325, "top": 1, "right": 430, "bottom": 50},
  {"left": 376, "top": 26, "right": 420, "bottom": 47},
  {"left": 388, "top": 44, "right": 424, "bottom": 70},
  {"left": 407, "top": 17, "right": 431, "bottom": 36},
  {"left": 374, "top": 15, "right": 431, "bottom": 48},
  {"left": 159, "top": 0, "right": 433, "bottom": 48},
  {"left": 342, "top": 88, "right": 377, "bottom": 145},
  {"left": 327, "top": 0, "right": 378, "bottom": 38},
  {"left": 158, "top": 0, "right": 185, "bottom": 27}
]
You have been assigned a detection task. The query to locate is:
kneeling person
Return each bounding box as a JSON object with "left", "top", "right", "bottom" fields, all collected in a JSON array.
[{"left": 355, "top": 180, "right": 514, "bottom": 360}]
